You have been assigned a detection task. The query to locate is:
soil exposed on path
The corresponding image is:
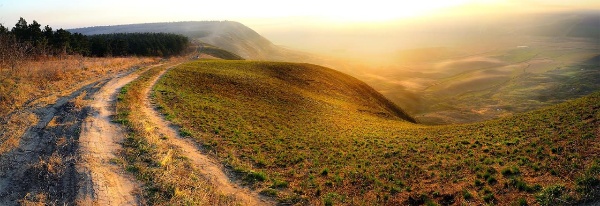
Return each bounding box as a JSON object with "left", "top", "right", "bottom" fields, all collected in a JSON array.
[
  {"left": 142, "top": 67, "right": 272, "bottom": 205},
  {"left": 0, "top": 62, "right": 273, "bottom": 205},
  {"left": 76, "top": 68, "right": 153, "bottom": 205},
  {"left": 0, "top": 66, "right": 151, "bottom": 205},
  {"left": 0, "top": 79, "right": 109, "bottom": 205}
]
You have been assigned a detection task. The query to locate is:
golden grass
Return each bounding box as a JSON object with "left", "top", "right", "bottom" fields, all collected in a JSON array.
[
  {"left": 0, "top": 56, "right": 157, "bottom": 116},
  {"left": 0, "top": 56, "right": 157, "bottom": 155},
  {"left": 18, "top": 192, "right": 48, "bottom": 206},
  {"left": 0, "top": 111, "right": 37, "bottom": 154}
]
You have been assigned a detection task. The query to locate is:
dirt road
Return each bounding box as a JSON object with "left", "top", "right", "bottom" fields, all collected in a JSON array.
[
  {"left": 0, "top": 62, "right": 272, "bottom": 205},
  {"left": 0, "top": 66, "right": 148, "bottom": 205},
  {"left": 0, "top": 80, "right": 107, "bottom": 205},
  {"left": 76, "top": 68, "right": 150, "bottom": 205},
  {"left": 141, "top": 67, "right": 272, "bottom": 205}
]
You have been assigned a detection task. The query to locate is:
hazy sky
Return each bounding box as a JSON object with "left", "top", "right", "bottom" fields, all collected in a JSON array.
[{"left": 1, "top": 0, "right": 598, "bottom": 30}]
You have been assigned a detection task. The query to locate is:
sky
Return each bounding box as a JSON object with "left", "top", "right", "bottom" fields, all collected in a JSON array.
[{"left": 1, "top": 0, "right": 598, "bottom": 30}]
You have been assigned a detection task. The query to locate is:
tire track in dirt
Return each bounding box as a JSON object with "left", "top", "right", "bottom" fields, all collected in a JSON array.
[
  {"left": 142, "top": 66, "right": 272, "bottom": 205},
  {"left": 75, "top": 66, "right": 162, "bottom": 205},
  {"left": 0, "top": 79, "right": 109, "bottom": 205}
]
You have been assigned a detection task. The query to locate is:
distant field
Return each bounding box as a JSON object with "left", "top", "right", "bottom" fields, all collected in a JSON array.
[
  {"left": 153, "top": 60, "right": 599, "bottom": 205},
  {"left": 353, "top": 37, "right": 600, "bottom": 124}
]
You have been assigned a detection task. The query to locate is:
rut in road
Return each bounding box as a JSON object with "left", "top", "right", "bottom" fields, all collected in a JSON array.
[
  {"left": 0, "top": 80, "right": 108, "bottom": 205},
  {"left": 0, "top": 66, "right": 152, "bottom": 205},
  {"left": 76, "top": 66, "right": 158, "bottom": 205},
  {"left": 140, "top": 66, "right": 273, "bottom": 205}
]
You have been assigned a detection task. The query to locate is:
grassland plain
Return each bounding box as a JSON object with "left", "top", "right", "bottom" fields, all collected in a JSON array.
[{"left": 152, "top": 60, "right": 599, "bottom": 205}]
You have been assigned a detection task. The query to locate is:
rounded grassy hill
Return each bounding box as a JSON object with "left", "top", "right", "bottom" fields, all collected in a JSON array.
[{"left": 152, "top": 60, "right": 599, "bottom": 205}]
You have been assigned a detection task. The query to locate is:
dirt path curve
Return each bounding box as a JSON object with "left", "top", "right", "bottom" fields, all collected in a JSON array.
[
  {"left": 142, "top": 67, "right": 272, "bottom": 205},
  {"left": 76, "top": 66, "right": 160, "bottom": 205}
]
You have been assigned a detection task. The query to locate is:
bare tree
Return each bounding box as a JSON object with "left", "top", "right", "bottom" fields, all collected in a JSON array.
[{"left": 0, "top": 34, "right": 30, "bottom": 75}]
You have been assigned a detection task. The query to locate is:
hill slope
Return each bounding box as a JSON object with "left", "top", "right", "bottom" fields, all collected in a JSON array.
[
  {"left": 69, "top": 21, "right": 295, "bottom": 60},
  {"left": 152, "top": 60, "right": 599, "bottom": 205},
  {"left": 195, "top": 43, "right": 244, "bottom": 60}
]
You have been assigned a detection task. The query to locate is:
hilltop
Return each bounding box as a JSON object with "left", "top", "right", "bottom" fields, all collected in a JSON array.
[
  {"left": 69, "top": 21, "right": 305, "bottom": 61},
  {"left": 67, "top": 18, "right": 600, "bottom": 125},
  {"left": 150, "top": 60, "right": 599, "bottom": 205}
]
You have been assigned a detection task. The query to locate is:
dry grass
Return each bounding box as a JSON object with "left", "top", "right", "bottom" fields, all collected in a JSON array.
[
  {"left": 33, "top": 152, "right": 65, "bottom": 175},
  {"left": 18, "top": 192, "right": 48, "bottom": 206},
  {"left": 0, "top": 56, "right": 157, "bottom": 116},
  {"left": 71, "top": 91, "right": 88, "bottom": 110},
  {"left": 0, "top": 111, "right": 37, "bottom": 154},
  {"left": 0, "top": 56, "right": 158, "bottom": 155}
]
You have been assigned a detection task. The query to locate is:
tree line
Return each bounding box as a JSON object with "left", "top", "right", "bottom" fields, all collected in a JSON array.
[{"left": 0, "top": 17, "right": 189, "bottom": 59}]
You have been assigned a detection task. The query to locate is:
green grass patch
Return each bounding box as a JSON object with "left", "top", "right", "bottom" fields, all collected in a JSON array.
[
  {"left": 152, "top": 60, "right": 600, "bottom": 205},
  {"left": 114, "top": 63, "right": 235, "bottom": 205}
]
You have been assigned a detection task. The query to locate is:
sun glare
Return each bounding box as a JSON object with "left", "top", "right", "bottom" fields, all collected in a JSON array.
[{"left": 313, "top": 0, "right": 476, "bottom": 22}]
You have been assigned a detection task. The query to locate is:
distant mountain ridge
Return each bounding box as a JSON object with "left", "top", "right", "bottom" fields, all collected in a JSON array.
[{"left": 69, "top": 21, "right": 291, "bottom": 60}]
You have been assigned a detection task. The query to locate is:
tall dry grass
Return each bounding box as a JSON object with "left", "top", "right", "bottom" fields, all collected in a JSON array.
[
  {"left": 0, "top": 56, "right": 158, "bottom": 154},
  {"left": 0, "top": 56, "right": 157, "bottom": 116}
]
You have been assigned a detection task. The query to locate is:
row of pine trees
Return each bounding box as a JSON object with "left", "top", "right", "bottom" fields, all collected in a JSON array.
[{"left": 0, "top": 18, "right": 189, "bottom": 57}]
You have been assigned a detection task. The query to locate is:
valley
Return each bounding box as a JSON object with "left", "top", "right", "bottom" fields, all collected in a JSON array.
[
  {"left": 354, "top": 36, "right": 600, "bottom": 124},
  {"left": 0, "top": 4, "right": 599, "bottom": 206},
  {"left": 149, "top": 60, "right": 598, "bottom": 205}
]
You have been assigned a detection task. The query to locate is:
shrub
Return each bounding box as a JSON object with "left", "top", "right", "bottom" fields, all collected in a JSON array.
[
  {"left": 179, "top": 129, "right": 192, "bottom": 137},
  {"left": 536, "top": 185, "right": 566, "bottom": 206},
  {"left": 259, "top": 188, "right": 278, "bottom": 197},
  {"left": 270, "top": 179, "right": 289, "bottom": 189},
  {"left": 487, "top": 176, "right": 497, "bottom": 185},
  {"left": 321, "top": 168, "right": 329, "bottom": 176},
  {"left": 502, "top": 166, "right": 521, "bottom": 177},
  {"left": 508, "top": 178, "right": 540, "bottom": 193},
  {"left": 575, "top": 174, "right": 600, "bottom": 199},
  {"left": 474, "top": 179, "right": 484, "bottom": 187},
  {"left": 483, "top": 193, "right": 495, "bottom": 203},
  {"left": 462, "top": 190, "right": 473, "bottom": 200},
  {"left": 245, "top": 170, "right": 267, "bottom": 183}
]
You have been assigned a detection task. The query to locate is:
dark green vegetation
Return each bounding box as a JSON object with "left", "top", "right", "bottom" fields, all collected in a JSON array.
[
  {"left": 0, "top": 18, "right": 188, "bottom": 58},
  {"left": 69, "top": 21, "right": 292, "bottom": 60},
  {"left": 88, "top": 33, "right": 189, "bottom": 57},
  {"left": 197, "top": 43, "right": 244, "bottom": 60},
  {"left": 153, "top": 60, "right": 599, "bottom": 205}
]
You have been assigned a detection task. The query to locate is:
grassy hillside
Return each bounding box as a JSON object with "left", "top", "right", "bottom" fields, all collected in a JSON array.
[
  {"left": 114, "top": 64, "right": 235, "bottom": 205},
  {"left": 196, "top": 43, "right": 244, "bottom": 60},
  {"left": 153, "top": 60, "right": 599, "bottom": 205},
  {"left": 69, "top": 21, "right": 290, "bottom": 60}
]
